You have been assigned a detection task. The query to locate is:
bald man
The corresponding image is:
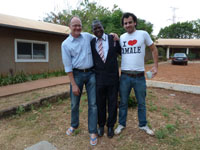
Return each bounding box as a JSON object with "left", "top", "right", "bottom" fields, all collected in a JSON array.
[{"left": 61, "top": 16, "right": 98, "bottom": 146}]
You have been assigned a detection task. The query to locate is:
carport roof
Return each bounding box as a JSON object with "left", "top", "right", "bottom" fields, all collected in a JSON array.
[
  {"left": 155, "top": 39, "right": 200, "bottom": 47},
  {"left": 0, "top": 13, "right": 70, "bottom": 35}
]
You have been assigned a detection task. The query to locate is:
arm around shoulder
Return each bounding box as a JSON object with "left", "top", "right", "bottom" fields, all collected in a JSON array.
[{"left": 115, "top": 41, "right": 121, "bottom": 55}]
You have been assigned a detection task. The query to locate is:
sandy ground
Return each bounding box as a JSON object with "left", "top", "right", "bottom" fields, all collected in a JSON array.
[
  {"left": 145, "top": 62, "right": 200, "bottom": 86},
  {"left": 0, "top": 61, "right": 200, "bottom": 150},
  {"left": 0, "top": 88, "right": 200, "bottom": 150}
]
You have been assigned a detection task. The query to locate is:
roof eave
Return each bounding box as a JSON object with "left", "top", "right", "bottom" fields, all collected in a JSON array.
[{"left": 0, "top": 23, "right": 68, "bottom": 36}]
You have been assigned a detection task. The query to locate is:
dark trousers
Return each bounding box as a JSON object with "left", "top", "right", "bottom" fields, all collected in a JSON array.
[{"left": 96, "top": 84, "right": 118, "bottom": 128}]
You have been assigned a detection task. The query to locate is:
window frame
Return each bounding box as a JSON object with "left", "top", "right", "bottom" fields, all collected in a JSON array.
[{"left": 14, "top": 39, "right": 49, "bottom": 62}]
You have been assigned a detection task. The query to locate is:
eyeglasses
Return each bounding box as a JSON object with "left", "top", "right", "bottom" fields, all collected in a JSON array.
[{"left": 71, "top": 24, "right": 82, "bottom": 28}]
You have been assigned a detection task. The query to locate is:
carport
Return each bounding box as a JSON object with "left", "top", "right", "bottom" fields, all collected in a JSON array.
[{"left": 155, "top": 39, "right": 200, "bottom": 59}]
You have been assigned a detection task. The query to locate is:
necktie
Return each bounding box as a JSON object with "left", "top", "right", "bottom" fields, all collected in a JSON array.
[{"left": 98, "top": 38, "right": 105, "bottom": 63}]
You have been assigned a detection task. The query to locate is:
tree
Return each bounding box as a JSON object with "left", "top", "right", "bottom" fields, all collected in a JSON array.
[
  {"left": 137, "top": 19, "right": 154, "bottom": 40},
  {"left": 43, "top": 0, "right": 154, "bottom": 37},
  {"left": 43, "top": 10, "right": 71, "bottom": 26},
  {"left": 157, "top": 21, "right": 197, "bottom": 39},
  {"left": 191, "top": 19, "right": 200, "bottom": 38}
]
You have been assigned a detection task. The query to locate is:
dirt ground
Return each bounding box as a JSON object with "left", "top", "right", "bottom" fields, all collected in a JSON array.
[
  {"left": 0, "top": 62, "right": 200, "bottom": 150},
  {"left": 0, "top": 88, "right": 200, "bottom": 150},
  {"left": 1, "top": 62, "right": 199, "bottom": 111},
  {"left": 0, "top": 84, "right": 69, "bottom": 110},
  {"left": 145, "top": 62, "right": 200, "bottom": 86}
]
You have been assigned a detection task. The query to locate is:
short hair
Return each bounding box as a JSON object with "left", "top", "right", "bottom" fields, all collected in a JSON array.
[
  {"left": 69, "top": 16, "right": 81, "bottom": 25},
  {"left": 121, "top": 12, "right": 137, "bottom": 27},
  {"left": 91, "top": 20, "right": 103, "bottom": 29}
]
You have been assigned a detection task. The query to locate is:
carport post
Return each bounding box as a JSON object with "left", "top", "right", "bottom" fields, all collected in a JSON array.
[
  {"left": 167, "top": 47, "right": 170, "bottom": 59},
  {"left": 186, "top": 48, "right": 189, "bottom": 55}
]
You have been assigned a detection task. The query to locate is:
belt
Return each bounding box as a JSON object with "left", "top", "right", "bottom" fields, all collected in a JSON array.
[
  {"left": 121, "top": 72, "right": 144, "bottom": 78},
  {"left": 73, "top": 67, "right": 94, "bottom": 72}
]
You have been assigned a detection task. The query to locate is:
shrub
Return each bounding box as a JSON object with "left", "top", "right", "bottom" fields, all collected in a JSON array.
[
  {"left": 146, "top": 59, "right": 154, "bottom": 64},
  {"left": 0, "top": 70, "right": 66, "bottom": 86},
  {"left": 128, "top": 91, "right": 137, "bottom": 108},
  {"left": 188, "top": 53, "right": 196, "bottom": 60}
]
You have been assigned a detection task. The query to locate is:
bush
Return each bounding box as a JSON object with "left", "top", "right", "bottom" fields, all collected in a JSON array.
[
  {"left": 155, "top": 128, "right": 168, "bottom": 139},
  {"left": 0, "top": 70, "right": 66, "bottom": 86},
  {"left": 188, "top": 53, "right": 196, "bottom": 60},
  {"left": 16, "top": 105, "right": 25, "bottom": 116},
  {"left": 146, "top": 59, "right": 154, "bottom": 64},
  {"left": 155, "top": 124, "right": 177, "bottom": 139},
  {"left": 128, "top": 91, "right": 137, "bottom": 108}
]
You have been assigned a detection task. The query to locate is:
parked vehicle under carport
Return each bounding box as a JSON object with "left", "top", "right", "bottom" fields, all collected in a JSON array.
[{"left": 171, "top": 53, "right": 188, "bottom": 65}]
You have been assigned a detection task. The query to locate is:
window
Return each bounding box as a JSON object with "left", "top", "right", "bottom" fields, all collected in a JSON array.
[{"left": 15, "top": 39, "right": 49, "bottom": 62}]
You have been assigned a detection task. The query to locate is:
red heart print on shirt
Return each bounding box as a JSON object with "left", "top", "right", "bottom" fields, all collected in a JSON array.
[{"left": 128, "top": 40, "right": 137, "bottom": 46}]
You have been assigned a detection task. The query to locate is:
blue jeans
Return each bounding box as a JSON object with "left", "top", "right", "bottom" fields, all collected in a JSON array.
[
  {"left": 119, "top": 73, "right": 147, "bottom": 127},
  {"left": 70, "top": 70, "right": 97, "bottom": 134}
]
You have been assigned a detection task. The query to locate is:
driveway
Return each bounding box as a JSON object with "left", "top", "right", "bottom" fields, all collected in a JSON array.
[{"left": 145, "top": 61, "right": 200, "bottom": 86}]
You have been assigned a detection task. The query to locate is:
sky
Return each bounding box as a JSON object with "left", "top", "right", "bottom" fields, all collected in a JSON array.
[{"left": 0, "top": 0, "right": 199, "bottom": 35}]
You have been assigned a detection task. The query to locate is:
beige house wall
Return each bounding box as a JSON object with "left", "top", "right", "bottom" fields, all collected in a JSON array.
[{"left": 0, "top": 27, "right": 67, "bottom": 75}]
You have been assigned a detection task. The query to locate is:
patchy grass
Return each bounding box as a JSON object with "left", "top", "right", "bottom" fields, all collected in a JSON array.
[
  {"left": 0, "top": 88, "right": 200, "bottom": 150},
  {"left": 0, "top": 84, "right": 69, "bottom": 110}
]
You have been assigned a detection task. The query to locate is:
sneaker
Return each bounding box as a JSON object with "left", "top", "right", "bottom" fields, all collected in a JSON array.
[
  {"left": 114, "top": 124, "right": 125, "bottom": 135},
  {"left": 139, "top": 125, "right": 154, "bottom": 135}
]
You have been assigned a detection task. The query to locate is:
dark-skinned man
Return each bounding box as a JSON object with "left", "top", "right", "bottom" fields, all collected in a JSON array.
[{"left": 91, "top": 20, "right": 121, "bottom": 138}]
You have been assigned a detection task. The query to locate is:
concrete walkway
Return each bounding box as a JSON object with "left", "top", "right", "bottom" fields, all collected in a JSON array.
[
  {"left": 0, "top": 76, "right": 70, "bottom": 97},
  {"left": 1, "top": 60, "right": 200, "bottom": 98},
  {"left": 0, "top": 75, "right": 199, "bottom": 118},
  {"left": 0, "top": 75, "right": 199, "bottom": 98},
  {"left": 147, "top": 80, "right": 200, "bottom": 94}
]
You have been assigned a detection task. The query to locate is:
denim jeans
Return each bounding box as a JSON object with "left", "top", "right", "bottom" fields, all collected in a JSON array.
[
  {"left": 70, "top": 70, "right": 97, "bottom": 134},
  {"left": 119, "top": 73, "right": 147, "bottom": 127}
]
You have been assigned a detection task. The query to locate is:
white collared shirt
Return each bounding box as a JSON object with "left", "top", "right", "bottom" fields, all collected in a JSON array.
[
  {"left": 61, "top": 32, "right": 94, "bottom": 72},
  {"left": 95, "top": 33, "right": 109, "bottom": 60}
]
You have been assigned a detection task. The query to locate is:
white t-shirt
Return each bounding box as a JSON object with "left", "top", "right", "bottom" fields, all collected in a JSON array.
[{"left": 120, "top": 30, "right": 153, "bottom": 71}]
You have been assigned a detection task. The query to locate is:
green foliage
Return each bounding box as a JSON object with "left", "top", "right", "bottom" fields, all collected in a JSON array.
[
  {"left": 148, "top": 100, "right": 157, "bottom": 112},
  {"left": 165, "top": 124, "right": 176, "bottom": 134},
  {"left": 188, "top": 53, "right": 197, "bottom": 60},
  {"left": 43, "top": 1, "right": 154, "bottom": 36},
  {"left": 155, "top": 124, "right": 177, "bottom": 139},
  {"left": 191, "top": 19, "right": 200, "bottom": 38},
  {"left": 157, "top": 20, "right": 200, "bottom": 39},
  {"left": 0, "top": 70, "right": 66, "bottom": 86},
  {"left": 158, "top": 47, "right": 167, "bottom": 61},
  {"left": 146, "top": 59, "right": 154, "bottom": 64},
  {"left": 137, "top": 19, "right": 154, "bottom": 39},
  {"left": 73, "top": 129, "right": 81, "bottom": 135},
  {"left": 16, "top": 106, "right": 25, "bottom": 116},
  {"left": 155, "top": 128, "right": 168, "bottom": 139},
  {"left": 128, "top": 91, "right": 137, "bottom": 108}
]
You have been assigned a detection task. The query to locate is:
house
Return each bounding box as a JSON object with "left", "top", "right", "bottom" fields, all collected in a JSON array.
[
  {"left": 0, "top": 13, "right": 70, "bottom": 75},
  {"left": 155, "top": 39, "right": 200, "bottom": 59}
]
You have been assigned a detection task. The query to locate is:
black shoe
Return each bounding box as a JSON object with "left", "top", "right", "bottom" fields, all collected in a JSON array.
[
  {"left": 97, "top": 126, "right": 104, "bottom": 137},
  {"left": 107, "top": 127, "right": 114, "bottom": 138}
]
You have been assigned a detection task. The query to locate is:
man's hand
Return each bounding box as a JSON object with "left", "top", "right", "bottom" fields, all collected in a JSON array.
[
  {"left": 72, "top": 84, "right": 80, "bottom": 96},
  {"left": 68, "top": 72, "right": 80, "bottom": 96},
  {"left": 150, "top": 66, "right": 158, "bottom": 78},
  {"left": 110, "top": 33, "right": 119, "bottom": 41}
]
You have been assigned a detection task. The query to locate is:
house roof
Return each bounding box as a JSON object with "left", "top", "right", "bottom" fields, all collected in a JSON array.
[
  {"left": 0, "top": 13, "right": 70, "bottom": 35},
  {"left": 155, "top": 39, "right": 200, "bottom": 47}
]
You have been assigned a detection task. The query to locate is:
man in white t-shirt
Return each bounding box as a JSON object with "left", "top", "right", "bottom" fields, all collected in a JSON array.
[{"left": 115, "top": 12, "right": 158, "bottom": 136}]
